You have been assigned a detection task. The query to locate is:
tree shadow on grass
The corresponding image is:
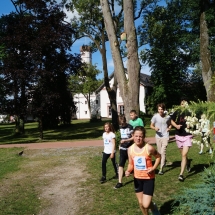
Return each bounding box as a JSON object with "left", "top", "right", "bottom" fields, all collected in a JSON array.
[
  {"left": 185, "top": 162, "right": 214, "bottom": 180},
  {"left": 123, "top": 179, "right": 134, "bottom": 187},
  {"left": 160, "top": 199, "right": 178, "bottom": 215}
]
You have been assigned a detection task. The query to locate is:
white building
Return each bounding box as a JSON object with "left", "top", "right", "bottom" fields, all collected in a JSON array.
[
  {"left": 73, "top": 72, "right": 152, "bottom": 119},
  {"left": 73, "top": 46, "right": 152, "bottom": 119},
  {"left": 95, "top": 72, "right": 152, "bottom": 118}
]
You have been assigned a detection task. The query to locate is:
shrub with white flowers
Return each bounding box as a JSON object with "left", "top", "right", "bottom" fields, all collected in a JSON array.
[{"left": 171, "top": 101, "right": 211, "bottom": 146}]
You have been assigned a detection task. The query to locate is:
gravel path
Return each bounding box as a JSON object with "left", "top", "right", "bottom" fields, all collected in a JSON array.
[{"left": 0, "top": 137, "right": 175, "bottom": 149}]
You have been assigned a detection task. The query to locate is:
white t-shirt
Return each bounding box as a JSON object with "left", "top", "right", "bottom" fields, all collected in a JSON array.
[
  {"left": 102, "top": 132, "right": 116, "bottom": 154},
  {"left": 151, "top": 113, "right": 171, "bottom": 138},
  {"left": 202, "top": 120, "right": 210, "bottom": 133}
]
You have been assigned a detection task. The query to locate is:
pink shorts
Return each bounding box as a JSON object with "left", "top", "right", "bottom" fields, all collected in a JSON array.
[{"left": 175, "top": 135, "right": 193, "bottom": 149}]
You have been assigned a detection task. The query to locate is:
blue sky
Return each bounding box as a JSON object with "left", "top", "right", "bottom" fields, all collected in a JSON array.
[{"left": 0, "top": 0, "right": 151, "bottom": 78}]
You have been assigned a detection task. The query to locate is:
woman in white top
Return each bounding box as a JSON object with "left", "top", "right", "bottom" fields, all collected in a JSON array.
[{"left": 100, "top": 122, "right": 118, "bottom": 183}]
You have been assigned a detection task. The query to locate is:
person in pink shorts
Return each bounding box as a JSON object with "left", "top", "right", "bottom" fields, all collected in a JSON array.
[{"left": 170, "top": 98, "right": 192, "bottom": 182}]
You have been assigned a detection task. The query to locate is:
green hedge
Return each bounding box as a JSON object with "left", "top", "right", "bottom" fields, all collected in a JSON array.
[{"left": 171, "top": 164, "right": 215, "bottom": 215}]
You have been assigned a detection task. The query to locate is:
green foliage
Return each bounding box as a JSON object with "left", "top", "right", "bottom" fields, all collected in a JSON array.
[
  {"left": 69, "top": 64, "right": 102, "bottom": 95},
  {"left": 115, "top": 130, "right": 121, "bottom": 150},
  {"left": 139, "top": 0, "right": 208, "bottom": 108},
  {"left": 0, "top": 0, "right": 82, "bottom": 132},
  {"left": 171, "top": 164, "right": 215, "bottom": 215},
  {"left": 140, "top": 110, "right": 149, "bottom": 126},
  {"left": 90, "top": 113, "right": 101, "bottom": 123}
]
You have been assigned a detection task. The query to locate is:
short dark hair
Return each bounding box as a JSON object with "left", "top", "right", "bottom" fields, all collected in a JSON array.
[
  {"left": 130, "top": 110, "right": 137, "bottom": 114},
  {"left": 118, "top": 115, "right": 126, "bottom": 124},
  {"left": 157, "top": 103, "right": 166, "bottom": 110},
  {"left": 133, "top": 126, "right": 146, "bottom": 138},
  {"left": 180, "top": 96, "right": 188, "bottom": 102}
]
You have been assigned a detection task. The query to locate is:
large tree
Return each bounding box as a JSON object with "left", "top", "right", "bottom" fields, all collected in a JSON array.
[
  {"left": 139, "top": 0, "right": 215, "bottom": 106},
  {"left": 0, "top": 0, "right": 82, "bottom": 137},
  {"left": 64, "top": 0, "right": 123, "bottom": 129},
  {"left": 65, "top": 0, "right": 157, "bottom": 122},
  {"left": 100, "top": 0, "right": 140, "bottom": 120},
  {"left": 199, "top": 0, "right": 215, "bottom": 101},
  {"left": 139, "top": 0, "right": 213, "bottom": 110}
]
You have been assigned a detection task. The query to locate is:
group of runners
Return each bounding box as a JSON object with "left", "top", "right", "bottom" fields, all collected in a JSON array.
[{"left": 100, "top": 98, "right": 211, "bottom": 215}]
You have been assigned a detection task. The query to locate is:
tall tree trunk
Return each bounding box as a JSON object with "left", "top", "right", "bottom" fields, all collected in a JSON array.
[
  {"left": 101, "top": 32, "right": 119, "bottom": 130},
  {"left": 200, "top": 0, "right": 215, "bottom": 101},
  {"left": 100, "top": 0, "right": 140, "bottom": 121},
  {"left": 87, "top": 93, "right": 92, "bottom": 119}
]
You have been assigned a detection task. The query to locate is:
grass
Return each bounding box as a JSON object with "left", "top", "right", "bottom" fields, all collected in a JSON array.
[
  {"left": 0, "top": 119, "right": 214, "bottom": 214},
  {"left": 0, "top": 148, "right": 41, "bottom": 215},
  {"left": 78, "top": 142, "right": 214, "bottom": 215},
  {"left": 0, "top": 116, "right": 156, "bottom": 145},
  {"left": 0, "top": 142, "right": 214, "bottom": 214},
  {"left": 0, "top": 119, "right": 111, "bottom": 144}
]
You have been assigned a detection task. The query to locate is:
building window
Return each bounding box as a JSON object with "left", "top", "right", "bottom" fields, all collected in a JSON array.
[
  {"left": 119, "top": 105, "right": 124, "bottom": 115},
  {"left": 85, "top": 101, "right": 87, "bottom": 104},
  {"left": 108, "top": 106, "right": 112, "bottom": 116},
  {"left": 96, "top": 100, "right": 98, "bottom": 104},
  {"left": 85, "top": 111, "right": 87, "bottom": 114}
]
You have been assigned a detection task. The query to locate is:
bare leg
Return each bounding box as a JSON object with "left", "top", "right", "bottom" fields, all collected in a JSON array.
[
  {"left": 118, "top": 166, "right": 123, "bottom": 183},
  {"left": 200, "top": 143, "right": 204, "bottom": 153},
  {"left": 135, "top": 192, "right": 152, "bottom": 215},
  {"left": 179, "top": 146, "right": 189, "bottom": 175}
]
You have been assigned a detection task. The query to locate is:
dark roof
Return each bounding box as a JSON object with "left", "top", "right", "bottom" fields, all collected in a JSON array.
[
  {"left": 96, "top": 72, "right": 153, "bottom": 93},
  {"left": 140, "top": 73, "right": 153, "bottom": 87}
]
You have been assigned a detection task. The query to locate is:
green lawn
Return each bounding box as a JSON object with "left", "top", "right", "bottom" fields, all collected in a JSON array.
[
  {"left": 0, "top": 116, "right": 155, "bottom": 145},
  {"left": 0, "top": 119, "right": 111, "bottom": 144}
]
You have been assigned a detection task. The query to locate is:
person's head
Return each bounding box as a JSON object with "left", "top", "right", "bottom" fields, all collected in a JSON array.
[
  {"left": 133, "top": 126, "right": 145, "bottom": 146},
  {"left": 180, "top": 97, "right": 188, "bottom": 107},
  {"left": 180, "top": 100, "right": 187, "bottom": 107},
  {"left": 130, "top": 110, "right": 138, "bottom": 120},
  {"left": 157, "top": 103, "right": 166, "bottom": 116},
  {"left": 118, "top": 115, "right": 127, "bottom": 126},
  {"left": 104, "top": 122, "right": 115, "bottom": 133},
  {"left": 201, "top": 114, "right": 206, "bottom": 120}
]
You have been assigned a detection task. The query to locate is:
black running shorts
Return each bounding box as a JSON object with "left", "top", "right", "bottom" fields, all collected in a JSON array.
[{"left": 134, "top": 178, "right": 155, "bottom": 196}]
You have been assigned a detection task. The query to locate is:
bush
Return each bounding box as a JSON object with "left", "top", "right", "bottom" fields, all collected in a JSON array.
[
  {"left": 171, "top": 164, "right": 215, "bottom": 215},
  {"left": 90, "top": 114, "right": 101, "bottom": 123},
  {"left": 115, "top": 130, "right": 121, "bottom": 150},
  {"left": 139, "top": 111, "right": 152, "bottom": 126}
]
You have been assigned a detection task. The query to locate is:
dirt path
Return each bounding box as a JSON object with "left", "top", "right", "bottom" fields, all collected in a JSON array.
[{"left": 0, "top": 136, "right": 168, "bottom": 149}]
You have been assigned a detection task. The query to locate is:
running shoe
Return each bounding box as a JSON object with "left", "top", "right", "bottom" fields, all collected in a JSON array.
[
  {"left": 100, "top": 176, "right": 106, "bottom": 183},
  {"left": 152, "top": 202, "right": 161, "bottom": 215},
  {"left": 158, "top": 170, "right": 164, "bottom": 175},
  {"left": 114, "top": 182, "right": 123, "bottom": 189},
  {"left": 209, "top": 149, "right": 213, "bottom": 154},
  {"left": 178, "top": 175, "right": 184, "bottom": 181},
  {"left": 199, "top": 151, "right": 203, "bottom": 155}
]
